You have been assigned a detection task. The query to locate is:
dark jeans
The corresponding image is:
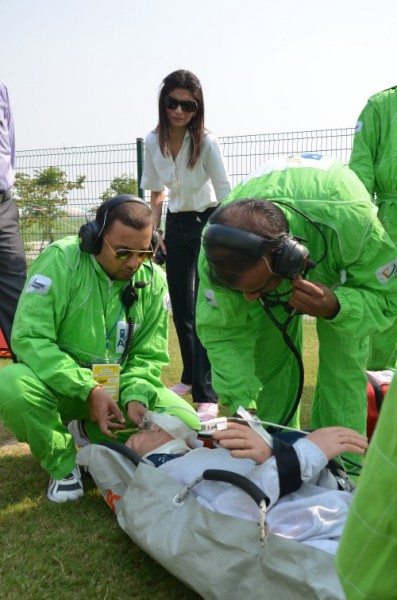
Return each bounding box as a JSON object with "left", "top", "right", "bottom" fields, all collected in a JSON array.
[
  {"left": 165, "top": 207, "right": 217, "bottom": 404},
  {"left": 0, "top": 197, "right": 26, "bottom": 357}
]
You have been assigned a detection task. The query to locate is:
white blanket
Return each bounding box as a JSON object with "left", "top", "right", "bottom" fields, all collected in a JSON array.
[{"left": 160, "top": 437, "right": 352, "bottom": 554}]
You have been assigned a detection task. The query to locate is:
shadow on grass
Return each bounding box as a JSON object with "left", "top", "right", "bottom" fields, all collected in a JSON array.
[{"left": 0, "top": 451, "right": 201, "bottom": 600}]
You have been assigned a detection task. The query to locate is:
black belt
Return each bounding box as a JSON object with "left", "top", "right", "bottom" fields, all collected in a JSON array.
[{"left": 0, "top": 190, "right": 12, "bottom": 204}]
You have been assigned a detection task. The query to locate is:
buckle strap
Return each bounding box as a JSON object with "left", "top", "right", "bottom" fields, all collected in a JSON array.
[{"left": 272, "top": 437, "right": 302, "bottom": 497}]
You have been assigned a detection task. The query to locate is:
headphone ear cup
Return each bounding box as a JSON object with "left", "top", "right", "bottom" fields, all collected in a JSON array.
[
  {"left": 79, "top": 220, "right": 103, "bottom": 254},
  {"left": 272, "top": 238, "right": 309, "bottom": 278}
]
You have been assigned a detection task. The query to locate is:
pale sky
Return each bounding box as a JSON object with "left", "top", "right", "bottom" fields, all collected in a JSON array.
[{"left": 3, "top": 0, "right": 397, "bottom": 150}]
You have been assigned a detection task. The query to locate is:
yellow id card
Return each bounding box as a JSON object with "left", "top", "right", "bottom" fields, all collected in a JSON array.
[{"left": 92, "top": 364, "right": 120, "bottom": 402}]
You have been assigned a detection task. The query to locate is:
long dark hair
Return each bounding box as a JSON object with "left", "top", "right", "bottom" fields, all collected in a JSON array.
[{"left": 157, "top": 69, "right": 205, "bottom": 169}]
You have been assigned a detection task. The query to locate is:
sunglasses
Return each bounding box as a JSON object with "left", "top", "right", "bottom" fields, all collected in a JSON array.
[
  {"left": 164, "top": 95, "right": 198, "bottom": 113},
  {"left": 103, "top": 237, "right": 153, "bottom": 262}
]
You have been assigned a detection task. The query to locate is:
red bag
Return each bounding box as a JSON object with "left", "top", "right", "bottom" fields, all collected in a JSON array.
[{"left": 367, "top": 370, "right": 394, "bottom": 438}]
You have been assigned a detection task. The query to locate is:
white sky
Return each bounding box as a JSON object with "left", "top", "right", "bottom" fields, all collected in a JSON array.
[{"left": 3, "top": 0, "right": 397, "bottom": 149}]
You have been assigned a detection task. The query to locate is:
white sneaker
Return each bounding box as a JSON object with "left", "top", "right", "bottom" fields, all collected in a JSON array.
[
  {"left": 197, "top": 403, "right": 219, "bottom": 422},
  {"left": 169, "top": 382, "right": 192, "bottom": 396},
  {"left": 47, "top": 466, "right": 84, "bottom": 503},
  {"left": 67, "top": 420, "right": 90, "bottom": 447}
]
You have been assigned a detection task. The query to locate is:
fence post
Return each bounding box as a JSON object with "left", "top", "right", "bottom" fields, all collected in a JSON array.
[{"left": 136, "top": 137, "right": 144, "bottom": 199}]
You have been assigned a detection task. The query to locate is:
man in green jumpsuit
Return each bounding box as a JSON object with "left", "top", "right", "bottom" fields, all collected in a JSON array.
[
  {"left": 349, "top": 86, "right": 397, "bottom": 369},
  {"left": 196, "top": 155, "right": 397, "bottom": 443},
  {"left": 335, "top": 373, "right": 397, "bottom": 599},
  {"left": 0, "top": 195, "right": 199, "bottom": 502}
]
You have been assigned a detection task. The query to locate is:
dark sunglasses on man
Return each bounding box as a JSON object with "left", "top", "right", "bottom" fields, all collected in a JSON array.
[{"left": 103, "top": 237, "right": 153, "bottom": 262}]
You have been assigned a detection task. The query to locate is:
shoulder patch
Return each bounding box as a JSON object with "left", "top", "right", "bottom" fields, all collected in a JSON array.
[
  {"left": 204, "top": 289, "right": 218, "bottom": 307},
  {"left": 354, "top": 120, "right": 363, "bottom": 133},
  {"left": 26, "top": 274, "right": 52, "bottom": 295}
]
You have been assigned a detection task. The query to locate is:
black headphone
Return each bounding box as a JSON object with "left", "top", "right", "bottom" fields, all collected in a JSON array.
[
  {"left": 203, "top": 224, "right": 310, "bottom": 279},
  {"left": 79, "top": 194, "right": 158, "bottom": 255}
]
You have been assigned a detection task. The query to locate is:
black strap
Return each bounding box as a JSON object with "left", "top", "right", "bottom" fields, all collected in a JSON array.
[
  {"left": 100, "top": 440, "right": 148, "bottom": 467},
  {"left": 271, "top": 437, "right": 302, "bottom": 497},
  {"left": 202, "top": 469, "right": 270, "bottom": 507}
]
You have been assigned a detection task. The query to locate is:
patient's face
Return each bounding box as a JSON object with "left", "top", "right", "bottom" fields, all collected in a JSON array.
[{"left": 126, "top": 428, "right": 174, "bottom": 456}]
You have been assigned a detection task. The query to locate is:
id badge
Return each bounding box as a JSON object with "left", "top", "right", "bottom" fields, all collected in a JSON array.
[
  {"left": 92, "top": 363, "right": 120, "bottom": 402},
  {"left": 116, "top": 320, "right": 129, "bottom": 354}
]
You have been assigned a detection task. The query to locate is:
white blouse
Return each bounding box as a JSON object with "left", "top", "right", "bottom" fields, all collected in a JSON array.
[{"left": 141, "top": 130, "right": 231, "bottom": 213}]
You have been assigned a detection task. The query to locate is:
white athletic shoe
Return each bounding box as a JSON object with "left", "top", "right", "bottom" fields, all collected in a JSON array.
[
  {"left": 197, "top": 403, "right": 219, "bottom": 422},
  {"left": 169, "top": 382, "right": 192, "bottom": 396},
  {"left": 67, "top": 420, "right": 90, "bottom": 447},
  {"left": 47, "top": 466, "right": 84, "bottom": 503}
]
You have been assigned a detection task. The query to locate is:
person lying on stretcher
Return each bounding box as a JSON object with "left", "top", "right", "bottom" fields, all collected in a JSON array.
[{"left": 125, "top": 417, "right": 367, "bottom": 555}]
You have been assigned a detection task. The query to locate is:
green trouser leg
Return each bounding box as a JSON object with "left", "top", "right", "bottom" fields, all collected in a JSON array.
[
  {"left": 0, "top": 364, "right": 90, "bottom": 480},
  {"left": 84, "top": 385, "right": 200, "bottom": 444},
  {"left": 254, "top": 311, "right": 302, "bottom": 429},
  {"left": 367, "top": 200, "right": 397, "bottom": 370},
  {"left": 0, "top": 363, "right": 200, "bottom": 475},
  {"left": 312, "top": 319, "right": 369, "bottom": 472}
]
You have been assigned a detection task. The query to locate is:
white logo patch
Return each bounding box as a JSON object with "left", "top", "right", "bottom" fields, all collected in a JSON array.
[
  {"left": 26, "top": 274, "right": 52, "bottom": 295},
  {"left": 204, "top": 289, "right": 218, "bottom": 307},
  {"left": 163, "top": 292, "right": 172, "bottom": 311},
  {"left": 355, "top": 120, "right": 363, "bottom": 133},
  {"left": 376, "top": 260, "right": 397, "bottom": 284}
]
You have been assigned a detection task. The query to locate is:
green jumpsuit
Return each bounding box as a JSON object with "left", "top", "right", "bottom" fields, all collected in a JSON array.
[
  {"left": 349, "top": 86, "right": 397, "bottom": 369},
  {"left": 0, "top": 236, "right": 199, "bottom": 480},
  {"left": 335, "top": 373, "right": 397, "bottom": 599},
  {"left": 197, "top": 154, "right": 397, "bottom": 436}
]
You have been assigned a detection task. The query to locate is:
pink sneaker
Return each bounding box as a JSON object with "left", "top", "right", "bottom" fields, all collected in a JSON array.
[
  {"left": 169, "top": 382, "right": 192, "bottom": 396},
  {"left": 197, "top": 403, "right": 219, "bottom": 422}
]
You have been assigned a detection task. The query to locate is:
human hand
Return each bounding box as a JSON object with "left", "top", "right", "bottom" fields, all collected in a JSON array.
[
  {"left": 213, "top": 422, "right": 273, "bottom": 464},
  {"left": 87, "top": 386, "right": 126, "bottom": 437},
  {"left": 289, "top": 277, "right": 340, "bottom": 318},
  {"left": 306, "top": 427, "right": 368, "bottom": 459},
  {"left": 127, "top": 401, "right": 148, "bottom": 427}
]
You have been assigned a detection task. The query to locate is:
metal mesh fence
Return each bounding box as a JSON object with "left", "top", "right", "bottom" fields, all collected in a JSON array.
[{"left": 15, "top": 127, "right": 355, "bottom": 258}]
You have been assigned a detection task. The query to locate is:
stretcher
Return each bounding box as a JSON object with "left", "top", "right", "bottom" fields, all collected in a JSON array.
[{"left": 77, "top": 442, "right": 345, "bottom": 600}]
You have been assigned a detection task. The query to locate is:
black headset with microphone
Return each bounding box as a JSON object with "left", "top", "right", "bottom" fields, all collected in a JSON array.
[
  {"left": 203, "top": 223, "right": 312, "bottom": 279},
  {"left": 79, "top": 194, "right": 158, "bottom": 255},
  {"left": 79, "top": 194, "right": 157, "bottom": 309}
]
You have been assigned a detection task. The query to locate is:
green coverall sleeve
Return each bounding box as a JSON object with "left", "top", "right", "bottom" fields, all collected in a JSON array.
[
  {"left": 119, "top": 275, "right": 170, "bottom": 410},
  {"left": 328, "top": 218, "right": 397, "bottom": 335},
  {"left": 196, "top": 255, "right": 261, "bottom": 415},
  {"left": 11, "top": 246, "right": 96, "bottom": 402},
  {"left": 335, "top": 374, "right": 397, "bottom": 599},
  {"left": 349, "top": 102, "right": 379, "bottom": 195}
]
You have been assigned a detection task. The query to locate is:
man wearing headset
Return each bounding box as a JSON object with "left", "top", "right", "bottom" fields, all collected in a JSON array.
[
  {"left": 0, "top": 195, "right": 199, "bottom": 502},
  {"left": 196, "top": 154, "right": 397, "bottom": 446}
]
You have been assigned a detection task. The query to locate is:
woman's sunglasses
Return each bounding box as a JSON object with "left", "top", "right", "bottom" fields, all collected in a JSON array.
[
  {"left": 103, "top": 237, "right": 153, "bottom": 262},
  {"left": 164, "top": 95, "right": 198, "bottom": 113}
]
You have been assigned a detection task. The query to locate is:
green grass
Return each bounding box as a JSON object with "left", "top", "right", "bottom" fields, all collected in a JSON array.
[{"left": 0, "top": 320, "right": 318, "bottom": 599}]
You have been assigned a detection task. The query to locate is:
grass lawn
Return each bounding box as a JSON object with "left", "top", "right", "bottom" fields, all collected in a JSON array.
[{"left": 0, "top": 320, "right": 318, "bottom": 599}]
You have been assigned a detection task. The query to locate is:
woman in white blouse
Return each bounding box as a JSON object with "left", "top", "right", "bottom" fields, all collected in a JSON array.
[{"left": 141, "top": 70, "right": 231, "bottom": 421}]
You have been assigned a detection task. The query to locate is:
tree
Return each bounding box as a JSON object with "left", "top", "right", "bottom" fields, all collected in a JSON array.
[
  {"left": 100, "top": 174, "right": 138, "bottom": 200},
  {"left": 15, "top": 167, "right": 85, "bottom": 248}
]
